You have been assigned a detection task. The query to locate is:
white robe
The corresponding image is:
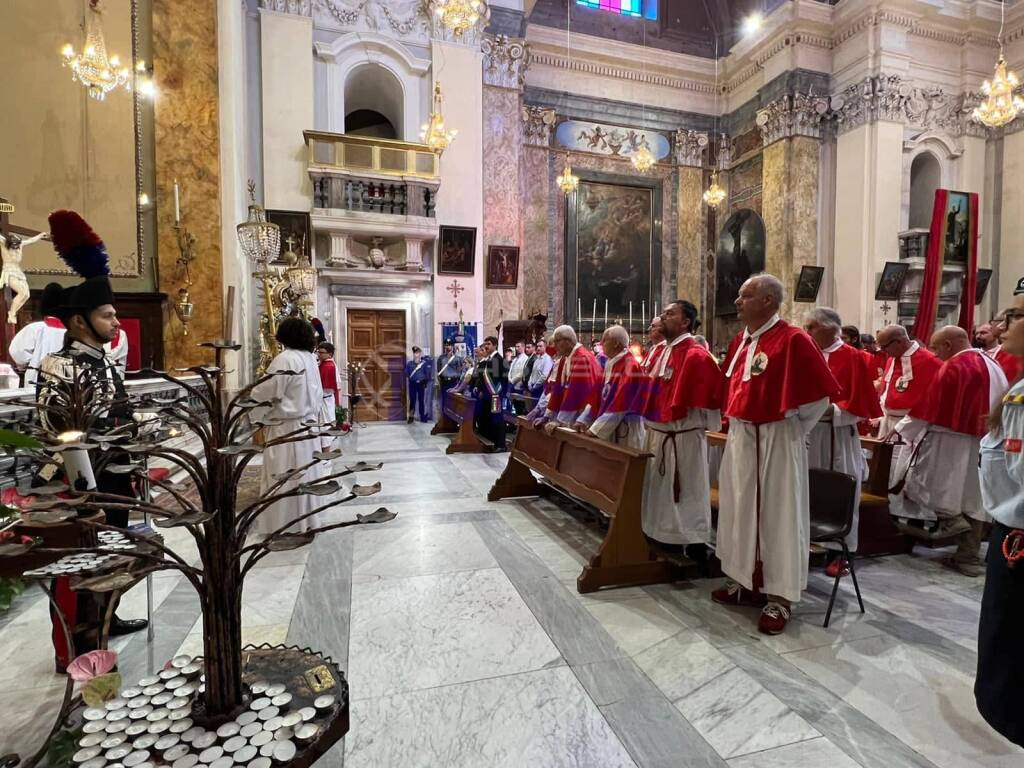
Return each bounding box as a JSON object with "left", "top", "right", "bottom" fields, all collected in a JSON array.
[
  {"left": 807, "top": 406, "right": 867, "bottom": 552},
  {"left": 718, "top": 398, "right": 830, "bottom": 603},
  {"left": 641, "top": 410, "right": 719, "bottom": 546},
  {"left": 9, "top": 321, "right": 65, "bottom": 387},
  {"left": 251, "top": 349, "right": 330, "bottom": 537}
]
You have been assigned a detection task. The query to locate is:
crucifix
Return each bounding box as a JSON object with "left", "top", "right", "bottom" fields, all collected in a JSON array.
[
  {"left": 0, "top": 196, "right": 49, "bottom": 362},
  {"left": 446, "top": 279, "right": 465, "bottom": 310}
]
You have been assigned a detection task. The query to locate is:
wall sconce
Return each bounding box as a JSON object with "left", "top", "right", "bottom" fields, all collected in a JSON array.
[
  {"left": 174, "top": 287, "right": 195, "bottom": 335},
  {"left": 173, "top": 179, "right": 197, "bottom": 335}
]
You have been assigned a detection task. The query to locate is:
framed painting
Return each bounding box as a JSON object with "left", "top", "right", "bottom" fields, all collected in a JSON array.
[
  {"left": 438, "top": 226, "right": 476, "bottom": 276},
  {"left": 566, "top": 174, "right": 661, "bottom": 331},
  {"left": 714, "top": 208, "right": 766, "bottom": 316},
  {"left": 875, "top": 261, "right": 910, "bottom": 301},
  {"left": 794, "top": 266, "right": 825, "bottom": 303},
  {"left": 266, "top": 209, "right": 312, "bottom": 262},
  {"left": 486, "top": 245, "right": 519, "bottom": 289}
]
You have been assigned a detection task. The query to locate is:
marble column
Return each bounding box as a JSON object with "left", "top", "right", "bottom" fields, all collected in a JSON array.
[
  {"left": 481, "top": 35, "right": 529, "bottom": 333},
  {"left": 674, "top": 130, "right": 708, "bottom": 315},
  {"left": 520, "top": 108, "right": 555, "bottom": 324},
  {"left": 153, "top": 0, "right": 224, "bottom": 368}
]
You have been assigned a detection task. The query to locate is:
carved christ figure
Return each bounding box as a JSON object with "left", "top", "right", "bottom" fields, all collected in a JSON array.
[{"left": 1, "top": 230, "right": 48, "bottom": 323}]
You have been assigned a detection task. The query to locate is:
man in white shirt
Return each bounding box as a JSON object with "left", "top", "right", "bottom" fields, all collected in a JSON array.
[
  {"left": 507, "top": 342, "right": 529, "bottom": 393},
  {"left": 526, "top": 341, "right": 553, "bottom": 399}
]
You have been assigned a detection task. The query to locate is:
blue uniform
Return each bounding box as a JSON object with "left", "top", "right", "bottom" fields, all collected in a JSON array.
[{"left": 406, "top": 356, "right": 432, "bottom": 422}]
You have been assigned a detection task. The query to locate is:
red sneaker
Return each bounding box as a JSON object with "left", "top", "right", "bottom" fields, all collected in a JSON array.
[
  {"left": 711, "top": 580, "right": 768, "bottom": 608},
  {"left": 825, "top": 558, "right": 850, "bottom": 578},
  {"left": 758, "top": 602, "right": 791, "bottom": 635}
]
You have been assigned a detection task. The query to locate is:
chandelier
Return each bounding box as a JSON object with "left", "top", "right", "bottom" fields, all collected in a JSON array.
[
  {"left": 420, "top": 82, "right": 458, "bottom": 155},
  {"left": 631, "top": 145, "right": 654, "bottom": 174},
  {"left": 703, "top": 171, "right": 727, "bottom": 209},
  {"left": 236, "top": 181, "right": 281, "bottom": 268},
  {"left": 974, "top": 0, "right": 1024, "bottom": 128},
  {"left": 61, "top": 0, "right": 131, "bottom": 101},
  {"left": 432, "top": 0, "right": 486, "bottom": 36},
  {"left": 557, "top": 155, "right": 579, "bottom": 195}
]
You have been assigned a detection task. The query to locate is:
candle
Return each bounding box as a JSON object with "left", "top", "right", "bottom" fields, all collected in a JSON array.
[
  {"left": 578, "top": 298, "right": 582, "bottom": 325},
  {"left": 591, "top": 298, "right": 597, "bottom": 332},
  {"left": 654, "top": 301, "right": 659, "bottom": 319},
  {"left": 641, "top": 300, "right": 646, "bottom": 331},
  {"left": 604, "top": 299, "right": 608, "bottom": 329},
  {"left": 628, "top": 301, "right": 633, "bottom": 333},
  {"left": 173, "top": 180, "right": 180, "bottom": 223}
]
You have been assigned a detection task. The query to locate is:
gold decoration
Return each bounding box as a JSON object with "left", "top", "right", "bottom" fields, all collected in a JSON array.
[
  {"left": 60, "top": 0, "right": 131, "bottom": 101},
  {"left": 631, "top": 145, "right": 654, "bottom": 174},
  {"left": 556, "top": 154, "right": 579, "bottom": 195},
  {"left": 174, "top": 288, "right": 195, "bottom": 336},
  {"left": 432, "top": 0, "right": 485, "bottom": 36},
  {"left": 703, "top": 171, "right": 726, "bottom": 209},
  {"left": 304, "top": 665, "right": 337, "bottom": 693},
  {"left": 974, "top": 0, "right": 1023, "bottom": 129},
  {"left": 420, "top": 82, "right": 458, "bottom": 155}
]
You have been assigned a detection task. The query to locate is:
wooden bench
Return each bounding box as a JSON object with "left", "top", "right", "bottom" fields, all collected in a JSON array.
[
  {"left": 432, "top": 391, "right": 493, "bottom": 454},
  {"left": 506, "top": 393, "right": 538, "bottom": 427},
  {"left": 706, "top": 431, "right": 908, "bottom": 556},
  {"left": 489, "top": 417, "right": 685, "bottom": 593}
]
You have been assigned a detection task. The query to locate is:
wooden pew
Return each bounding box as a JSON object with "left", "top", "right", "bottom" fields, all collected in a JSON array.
[
  {"left": 706, "top": 431, "right": 907, "bottom": 556},
  {"left": 506, "top": 393, "right": 538, "bottom": 427},
  {"left": 439, "top": 391, "right": 493, "bottom": 454},
  {"left": 490, "top": 417, "right": 685, "bottom": 593}
]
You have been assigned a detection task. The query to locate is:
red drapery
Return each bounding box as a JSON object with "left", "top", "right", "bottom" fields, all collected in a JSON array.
[{"left": 911, "top": 189, "right": 979, "bottom": 343}]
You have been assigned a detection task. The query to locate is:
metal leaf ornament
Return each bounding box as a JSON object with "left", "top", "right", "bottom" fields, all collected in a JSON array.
[
  {"left": 351, "top": 482, "right": 382, "bottom": 497},
  {"left": 297, "top": 480, "right": 340, "bottom": 496},
  {"left": 357, "top": 508, "right": 395, "bottom": 524},
  {"left": 82, "top": 673, "right": 123, "bottom": 708},
  {"left": 73, "top": 571, "right": 139, "bottom": 592},
  {"left": 265, "top": 532, "right": 315, "bottom": 552}
]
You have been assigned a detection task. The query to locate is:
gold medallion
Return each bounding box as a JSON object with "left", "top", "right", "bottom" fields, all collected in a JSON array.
[
  {"left": 895, "top": 377, "right": 909, "bottom": 393},
  {"left": 751, "top": 351, "right": 768, "bottom": 375}
]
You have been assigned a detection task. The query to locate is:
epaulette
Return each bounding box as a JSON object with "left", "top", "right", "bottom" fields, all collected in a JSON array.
[{"left": 1002, "top": 393, "right": 1024, "bottom": 405}]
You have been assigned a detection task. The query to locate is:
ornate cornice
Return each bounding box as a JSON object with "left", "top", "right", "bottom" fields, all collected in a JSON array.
[
  {"left": 756, "top": 92, "right": 830, "bottom": 145},
  {"left": 260, "top": 0, "right": 311, "bottom": 15},
  {"left": 674, "top": 129, "right": 708, "bottom": 167},
  {"left": 482, "top": 34, "right": 530, "bottom": 89},
  {"left": 521, "top": 105, "right": 556, "bottom": 146},
  {"left": 529, "top": 50, "right": 715, "bottom": 95}
]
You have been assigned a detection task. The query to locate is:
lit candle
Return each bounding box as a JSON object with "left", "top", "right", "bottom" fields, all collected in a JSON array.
[
  {"left": 591, "top": 298, "right": 597, "bottom": 332},
  {"left": 641, "top": 300, "right": 646, "bottom": 331},
  {"left": 654, "top": 301, "right": 659, "bottom": 319},
  {"left": 578, "top": 297, "right": 582, "bottom": 325},
  {"left": 628, "top": 301, "right": 633, "bottom": 333},
  {"left": 173, "top": 179, "right": 180, "bottom": 224},
  {"left": 604, "top": 299, "right": 608, "bottom": 329}
]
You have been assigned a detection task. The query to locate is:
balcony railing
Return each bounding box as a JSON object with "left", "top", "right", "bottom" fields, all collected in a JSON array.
[{"left": 305, "top": 130, "right": 440, "bottom": 217}]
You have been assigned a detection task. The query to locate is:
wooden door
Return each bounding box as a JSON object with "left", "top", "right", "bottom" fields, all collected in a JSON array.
[{"left": 347, "top": 309, "right": 407, "bottom": 422}]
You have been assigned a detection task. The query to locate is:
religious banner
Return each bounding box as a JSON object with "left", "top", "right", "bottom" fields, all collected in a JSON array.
[
  {"left": 911, "top": 189, "right": 979, "bottom": 343},
  {"left": 441, "top": 321, "right": 478, "bottom": 360}
]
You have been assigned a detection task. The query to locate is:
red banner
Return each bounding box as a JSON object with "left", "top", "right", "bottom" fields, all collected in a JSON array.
[{"left": 911, "top": 189, "right": 979, "bottom": 343}]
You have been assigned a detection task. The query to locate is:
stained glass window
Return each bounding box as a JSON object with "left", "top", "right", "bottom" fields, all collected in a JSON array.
[{"left": 576, "top": 0, "right": 657, "bottom": 21}]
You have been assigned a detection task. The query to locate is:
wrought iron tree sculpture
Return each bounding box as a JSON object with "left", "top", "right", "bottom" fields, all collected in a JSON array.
[{"left": 1, "top": 344, "right": 392, "bottom": 745}]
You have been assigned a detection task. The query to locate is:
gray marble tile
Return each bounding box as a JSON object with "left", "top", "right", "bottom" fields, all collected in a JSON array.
[
  {"left": 287, "top": 530, "right": 354, "bottom": 668},
  {"left": 726, "top": 737, "right": 863, "bottom": 768},
  {"left": 599, "top": 695, "right": 729, "bottom": 768},
  {"left": 352, "top": 521, "right": 497, "bottom": 582},
  {"left": 347, "top": 567, "right": 563, "bottom": 700},
  {"left": 175, "top": 622, "right": 289, "bottom": 658},
  {"left": 240, "top": 563, "right": 305, "bottom": 626},
  {"left": 345, "top": 667, "right": 636, "bottom": 768},
  {"left": 586, "top": 596, "right": 693, "bottom": 657},
  {"left": 0, "top": 681, "right": 67, "bottom": 764}
]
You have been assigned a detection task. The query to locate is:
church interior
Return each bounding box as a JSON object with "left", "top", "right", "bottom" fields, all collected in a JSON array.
[{"left": 4, "top": 0, "right": 1024, "bottom": 765}]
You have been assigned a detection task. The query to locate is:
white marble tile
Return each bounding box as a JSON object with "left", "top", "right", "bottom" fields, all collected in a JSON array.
[
  {"left": 345, "top": 667, "right": 636, "bottom": 768},
  {"left": 634, "top": 632, "right": 735, "bottom": 701},
  {"left": 347, "top": 568, "right": 563, "bottom": 700},
  {"left": 352, "top": 521, "right": 496, "bottom": 582},
  {"left": 240, "top": 564, "right": 305, "bottom": 626},
  {"left": 586, "top": 596, "right": 692, "bottom": 657},
  {"left": 786, "top": 633, "right": 1024, "bottom": 767},
  {"left": 726, "top": 736, "right": 863, "bottom": 768},
  {"left": 174, "top": 622, "right": 289, "bottom": 658},
  {"left": 113, "top": 570, "right": 185, "bottom": 621},
  {"left": 0, "top": 616, "right": 66, "bottom": 690},
  {"left": 0, "top": 681, "right": 67, "bottom": 763}
]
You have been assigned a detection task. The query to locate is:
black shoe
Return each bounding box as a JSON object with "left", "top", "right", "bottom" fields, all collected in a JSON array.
[
  {"left": 407, "top": 416, "right": 414, "bottom": 424},
  {"left": 109, "top": 617, "right": 148, "bottom": 636}
]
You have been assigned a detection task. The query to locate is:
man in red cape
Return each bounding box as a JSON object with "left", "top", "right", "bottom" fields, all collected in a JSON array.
[
  {"left": 714, "top": 274, "right": 840, "bottom": 635},
  {"left": 992, "top": 308, "right": 1024, "bottom": 383},
  {"left": 804, "top": 308, "right": 883, "bottom": 577},
  {"left": 890, "top": 326, "right": 1007, "bottom": 575},
  {"left": 874, "top": 325, "right": 942, "bottom": 438},
  {"left": 575, "top": 324, "right": 648, "bottom": 450},
  {"left": 640, "top": 316, "right": 666, "bottom": 374},
  {"left": 641, "top": 300, "right": 723, "bottom": 549},
  {"left": 533, "top": 325, "right": 601, "bottom": 431}
]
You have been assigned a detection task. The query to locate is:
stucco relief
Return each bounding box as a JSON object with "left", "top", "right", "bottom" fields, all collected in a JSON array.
[
  {"left": 314, "top": 0, "right": 430, "bottom": 41},
  {"left": 482, "top": 35, "right": 530, "bottom": 89}
]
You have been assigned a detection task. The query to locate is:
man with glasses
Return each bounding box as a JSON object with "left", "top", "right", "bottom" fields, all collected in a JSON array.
[
  {"left": 874, "top": 325, "right": 942, "bottom": 438},
  {"left": 993, "top": 308, "right": 1024, "bottom": 383}
]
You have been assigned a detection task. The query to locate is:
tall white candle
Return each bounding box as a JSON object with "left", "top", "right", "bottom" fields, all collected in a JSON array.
[
  {"left": 591, "top": 298, "right": 597, "bottom": 332},
  {"left": 174, "top": 179, "right": 180, "bottom": 223},
  {"left": 654, "top": 301, "right": 659, "bottom": 319},
  {"left": 604, "top": 299, "right": 608, "bottom": 329},
  {"left": 578, "top": 298, "right": 582, "bottom": 325},
  {"left": 641, "top": 300, "right": 646, "bottom": 330},
  {"left": 628, "top": 301, "right": 633, "bottom": 332}
]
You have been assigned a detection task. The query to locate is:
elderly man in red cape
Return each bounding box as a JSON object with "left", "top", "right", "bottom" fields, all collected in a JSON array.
[
  {"left": 804, "top": 307, "right": 883, "bottom": 577},
  {"left": 874, "top": 325, "right": 942, "bottom": 438},
  {"left": 574, "top": 324, "right": 648, "bottom": 450},
  {"left": 641, "top": 300, "right": 723, "bottom": 550},
  {"left": 640, "top": 316, "right": 667, "bottom": 374},
  {"left": 532, "top": 324, "right": 602, "bottom": 432},
  {"left": 714, "top": 274, "right": 840, "bottom": 635},
  {"left": 890, "top": 326, "right": 1007, "bottom": 575}
]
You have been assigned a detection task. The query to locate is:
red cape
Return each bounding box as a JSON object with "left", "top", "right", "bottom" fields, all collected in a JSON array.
[
  {"left": 547, "top": 345, "right": 602, "bottom": 415},
  {"left": 641, "top": 341, "right": 666, "bottom": 374},
  {"left": 722, "top": 321, "right": 840, "bottom": 424},
  {"left": 921, "top": 349, "right": 999, "bottom": 437},
  {"left": 881, "top": 345, "right": 942, "bottom": 416},
  {"left": 596, "top": 352, "right": 649, "bottom": 419},
  {"left": 995, "top": 347, "right": 1021, "bottom": 384},
  {"left": 645, "top": 336, "right": 723, "bottom": 422},
  {"left": 827, "top": 344, "right": 883, "bottom": 419}
]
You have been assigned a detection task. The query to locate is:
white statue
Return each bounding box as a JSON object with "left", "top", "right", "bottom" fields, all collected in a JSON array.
[{"left": 0, "top": 230, "right": 49, "bottom": 323}]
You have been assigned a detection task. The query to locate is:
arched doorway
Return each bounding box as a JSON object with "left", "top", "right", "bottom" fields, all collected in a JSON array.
[{"left": 344, "top": 64, "right": 403, "bottom": 140}]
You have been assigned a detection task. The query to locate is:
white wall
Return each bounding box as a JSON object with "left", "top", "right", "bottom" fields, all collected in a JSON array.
[{"left": 999, "top": 130, "right": 1024, "bottom": 313}]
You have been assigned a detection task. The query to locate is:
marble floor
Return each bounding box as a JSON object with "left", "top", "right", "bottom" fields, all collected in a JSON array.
[{"left": 3, "top": 422, "right": 1023, "bottom": 767}]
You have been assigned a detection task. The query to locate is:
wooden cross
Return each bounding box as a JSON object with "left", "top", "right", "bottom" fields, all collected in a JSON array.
[{"left": 0, "top": 196, "right": 45, "bottom": 361}]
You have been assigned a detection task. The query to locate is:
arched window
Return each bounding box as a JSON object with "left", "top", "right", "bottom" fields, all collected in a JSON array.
[
  {"left": 576, "top": 0, "right": 657, "bottom": 20},
  {"left": 909, "top": 152, "right": 942, "bottom": 229},
  {"left": 344, "top": 64, "right": 404, "bottom": 140}
]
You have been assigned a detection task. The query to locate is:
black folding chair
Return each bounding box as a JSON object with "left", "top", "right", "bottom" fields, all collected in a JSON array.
[{"left": 808, "top": 468, "right": 865, "bottom": 628}]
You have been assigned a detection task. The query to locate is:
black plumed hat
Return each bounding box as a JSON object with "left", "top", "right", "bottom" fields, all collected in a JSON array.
[{"left": 47, "top": 210, "right": 114, "bottom": 321}]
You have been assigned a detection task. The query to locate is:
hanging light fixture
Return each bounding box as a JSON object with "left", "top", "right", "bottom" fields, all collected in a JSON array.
[
  {"left": 632, "top": 145, "right": 654, "bottom": 173},
  {"left": 704, "top": 40, "right": 728, "bottom": 209},
  {"left": 236, "top": 180, "right": 281, "bottom": 268},
  {"left": 632, "top": 14, "right": 654, "bottom": 174},
  {"left": 432, "top": 0, "right": 486, "bottom": 36},
  {"left": 60, "top": 0, "right": 131, "bottom": 101},
  {"left": 557, "top": 2, "right": 579, "bottom": 194},
  {"left": 973, "top": 0, "right": 1024, "bottom": 128},
  {"left": 420, "top": 82, "right": 458, "bottom": 155}
]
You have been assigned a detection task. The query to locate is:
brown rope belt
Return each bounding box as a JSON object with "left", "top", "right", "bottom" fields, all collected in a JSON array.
[{"left": 653, "top": 426, "right": 704, "bottom": 503}]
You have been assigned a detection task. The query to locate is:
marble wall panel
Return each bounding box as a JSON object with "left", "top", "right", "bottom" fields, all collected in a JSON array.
[
  {"left": 728, "top": 154, "right": 763, "bottom": 216},
  {"left": 483, "top": 85, "right": 525, "bottom": 333},
  {"left": 153, "top": 0, "right": 224, "bottom": 368},
  {"left": 676, "top": 167, "right": 705, "bottom": 312},
  {"left": 522, "top": 146, "right": 552, "bottom": 322}
]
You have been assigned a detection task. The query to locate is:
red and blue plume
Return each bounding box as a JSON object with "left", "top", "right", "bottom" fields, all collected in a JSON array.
[
  {"left": 311, "top": 317, "right": 326, "bottom": 341},
  {"left": 48, "top": 210, "right": 109, "bottom": 279}
]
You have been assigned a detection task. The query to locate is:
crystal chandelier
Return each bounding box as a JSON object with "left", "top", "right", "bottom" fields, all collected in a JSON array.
[
  {"left": 631, "top": 145, "right": 654, "bottom": 174},
  {"left": 704, "top": 43, "right": 728, "bottom": 208},
  {"left": 420, "top": 82, "right": 458, "bottom": 155},
  {"left": 236, "top": 181, "right": 281, "bottom": 268},
  {"left": 61, "top": 0, "right": 131, "bottom": 101},
  {"left": 703, "top": 171, "right": 727, "bottom": 208},
  {"left": 974, "top": 0, "right": 1023, "bottom": 128},
  {"left": 432, "top": 0, "right": 486, "bottom": 36},
  {"left": 557, "top": 155, "right": 579, "bottom": 195}
]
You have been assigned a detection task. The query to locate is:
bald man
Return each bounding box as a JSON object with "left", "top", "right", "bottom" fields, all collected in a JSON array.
[
  {"left": 640, "top": 316, "right": 667, "bottom": 374},
  {"left": 536, "top": 324, "right": 602, "bottom": 432},
  {"left": 890, "top": 326, "right": 1007, "bottom": 574},
  {"left": 575, "top": 325, "right": 648, "bottom": 450},
  {"left": 715, "top": 274, "right": 840, "bottom": 635},
  {"left": 875, "top": 325, "right": 942, "bottom": 438}
]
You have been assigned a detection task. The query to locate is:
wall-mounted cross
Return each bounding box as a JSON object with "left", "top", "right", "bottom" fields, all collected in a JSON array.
[{"left": 446, "top": 279, "right": 464, "bottom": 309}]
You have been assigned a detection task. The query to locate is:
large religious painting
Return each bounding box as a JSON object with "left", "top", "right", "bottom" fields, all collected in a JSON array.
[
  {"left": 266, "top": 210, "right": 312, "bottom": 262},
  {"left": 940, "top": 191, "right": 971, "bottom": 264},
  {"left": 715, "top": 209, "right": 766, "bottom": 316},
  {"left": 568, "top": 178, "right": 657, "bottom": 328},
  {"left": 438, "top": 226, "right": 476, "bottom": 276}
]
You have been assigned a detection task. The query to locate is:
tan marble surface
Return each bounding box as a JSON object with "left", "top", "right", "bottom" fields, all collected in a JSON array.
[
  {"left": 521, "top": 145, "right": 552, "bottom": 322},
  {"left": 153, "top": 0, "right": 223, "bottom": 368},
  {"left": 676, "top": 167, "right": 704, "bottom": 312}
]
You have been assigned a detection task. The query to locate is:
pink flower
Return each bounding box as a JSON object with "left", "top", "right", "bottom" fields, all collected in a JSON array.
[{"left": 67, "top": 650, "right": 118, "bottom": 683}]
